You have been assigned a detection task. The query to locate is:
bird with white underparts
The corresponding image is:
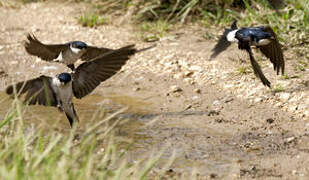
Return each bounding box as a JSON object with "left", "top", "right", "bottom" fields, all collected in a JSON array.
[
  {"left": 6, "top": 44, "right": 154, "bottom": 127},
  {"left": 210, "top": 20, "right": 285, "bottom": 88},
  {"left": 24, "top": 33, "right": 155, "bottom": 71}
]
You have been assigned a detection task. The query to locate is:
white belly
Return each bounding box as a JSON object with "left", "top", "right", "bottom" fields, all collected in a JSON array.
[
  {"left": 58, "top": 83, "right": 73, "bottom": 105},
  {"left": 61, "top": 50, "right": 83, "bottom": 65},
  {"left": 51, "top": 78, "right": 73, "bottom": 105}
]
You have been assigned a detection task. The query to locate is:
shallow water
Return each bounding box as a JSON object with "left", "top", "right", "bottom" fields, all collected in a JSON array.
[{"left": 0, "top": 92, "right": 261, "bottom": 177}]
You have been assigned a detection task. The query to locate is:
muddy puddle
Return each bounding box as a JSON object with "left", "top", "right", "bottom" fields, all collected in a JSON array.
[{"left": 0, "top": 91, "right": 301, "bottom": 178}]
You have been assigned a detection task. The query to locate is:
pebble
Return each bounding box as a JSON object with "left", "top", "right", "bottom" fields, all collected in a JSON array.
[
  {"left": 266, "top": 118, "right": 274, "bottom": 124},
  {"left": 193, "top": 88, "right": 201, "bottom": 93},
  {"left": 192, "top": 96, "right": 199, "bottom": 100},
  {"left": 279, "top": 92, "right": 290, "bottom": 101},
  {"left": 254, "top": 97, "right": 263, "bottom": 102},
  {"left": 134, "top": 87, "right": 141, "bottom": 91},
  {"left": 42, "top": 66, "right": 58, "bottom": 70},
  {"left": 285, "top": 137, "right": 296, "bottom": 143},
  {"left": 170, "top": 85, "right": 182, "bottom": 93}
]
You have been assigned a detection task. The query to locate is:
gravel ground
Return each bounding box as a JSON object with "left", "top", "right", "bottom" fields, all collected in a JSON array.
[{"left": 0, "top": 2, "right": 308, "bottom": 179}]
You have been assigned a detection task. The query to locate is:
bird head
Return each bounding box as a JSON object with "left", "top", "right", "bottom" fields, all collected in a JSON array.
[
  {"left": 69, "top": 41, "right": 87, "bottom": 53},
  {"left": 57, "top": 73, "right": 72, "bottom": 85}
]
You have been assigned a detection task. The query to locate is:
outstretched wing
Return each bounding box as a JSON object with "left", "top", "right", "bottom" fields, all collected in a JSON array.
[
  {"left": 80, "top": 46, "right": 113, "bottom": 61},
  {"left": 6, "top": 76, "right": 58, "bottom": 106},
  {"left": 24, "top": 34, "right": 68, "bottom": 61},
  {"left": 72, "top": 44, "right": 137, "bottom": 99},
  {"left": 210, "top": 20, "right": 238, "bottom": 59},
  {"left": 258, "top": 26, "right": 285, "bottom": 75},
  {"left": 210, "top": 28, "right": 233, "bottom": 59},
  {"left": 246, "top": 47, "right": 271, "bottom": 87}
]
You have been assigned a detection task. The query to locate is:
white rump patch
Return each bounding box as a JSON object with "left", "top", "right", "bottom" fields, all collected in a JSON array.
[
  {"left": 55, "top": 52, "right": 63, "bottom": 62},
  {"left": 257, "top": 39, "right": 271, "bottom": 46},
  {"left": 226, "top": 30, "right": 238, "bottom": 43}
]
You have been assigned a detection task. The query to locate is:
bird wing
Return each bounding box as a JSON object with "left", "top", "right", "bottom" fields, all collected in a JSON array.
[
  {"left": 6, "top": 76, "right": 58, "bottom": 106},
  {"left": 24, "top": 34, "right": 68, "bottom": 61},
  {"left": 258, "top": 26, "right": 285, "bottom": 75},
  {"left": 246, "top": 47, "right": 271, "bottom": 87},
  {"left": 210, "top": 20, "right": 238, "bottom": 60},
  {"left": 72, "top": 44, "right": 137, "bottom": 99},
  {"left": 80, "top": 46, "right": 113, "bottom": 61},
  {"left": 209, "top": 28, "right": 233, "bottom": 59}
]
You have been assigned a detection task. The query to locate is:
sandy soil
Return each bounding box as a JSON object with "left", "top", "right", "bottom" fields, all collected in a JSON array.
[{"left": 0, "top": 2, "right": 308, "bottom": 179}]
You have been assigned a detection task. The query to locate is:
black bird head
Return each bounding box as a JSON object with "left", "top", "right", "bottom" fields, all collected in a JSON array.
[
  {"left": 58, "top": 73, "right": 72, "bottom": 84},
  {"left": 70, "top": 41, "right": 87, "bottom": 50}
]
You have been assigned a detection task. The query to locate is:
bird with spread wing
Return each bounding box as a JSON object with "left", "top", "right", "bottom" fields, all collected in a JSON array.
[
  {"left": 210, "top": 20, "right": 285, "bottom": 87},
  {"left": 7, "top": 44, "right": 154, "bottom": 127}
]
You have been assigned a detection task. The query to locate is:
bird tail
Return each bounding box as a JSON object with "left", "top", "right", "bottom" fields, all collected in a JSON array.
[
  {"left": 64, "top": 103, "right": 79, "bottom": 128},
  {"left": 231, "top": 20, "right": 238, "bottom": 30},
  {"left": 247, "top": 49, "right": 271, "bottom": 88}
]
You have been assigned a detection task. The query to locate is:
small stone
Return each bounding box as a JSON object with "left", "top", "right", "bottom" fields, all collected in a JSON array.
[
  {"left": 35, "top": 57, "right": 41, "bottom": 62},
  {"left": 184, "top": 71, "right": 194, "bottom": 77},
  {"left": 210, "top": 173, "right": 218, "bottom": 178},
  {"left": 194, "top": 88, "right": 201, "bottom": 93},
  {"left": 254, "top": 97, "right": 263, "bottom": 102},
  {"left": 208, "top": 110, "right": 220, "bottom": 116},
  {"left": 170, "top": 85, "right": 182, "bottom": 93},
  {"left": 266, "top": 118, "right": 274, "bottom": 124},
  {"left": 192, "top": 96, "right": 199, "bottom": 100},
  {"left": 134, "top": 87, "right": 141, "bottom": 91},
  {"left": 189, "top": 65, "right": 202, "bottom": 72},
  {"left": 285, "top": 137, "right": 296, "bottom": 143},
  {"left": 223, "top": 97, "right": 234, "bottom": 103},
  {"left": 42, "top": 66, "right": 57, "bottom": 70},
  {"left": 289, "top": 105, "right": 298, "bottom": 112},
  {"left": 279, "top": 92, "right": 290, "bottom": 101},
  {"left": 212, "top": 100, "right": 220, "bottom": 106}
]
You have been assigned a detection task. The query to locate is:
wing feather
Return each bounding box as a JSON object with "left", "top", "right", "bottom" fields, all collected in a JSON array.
[
  {"left": 210, "top": 20, "right": 238, "bottom": 59},
  {"left": 258, "top": 26, "right": 285, "bottom": 75},
  {"left": 80, "top": 46, "right": 113, "bottom": 61},
  {"left": 6, "top": 76, "right": 58, "bottom": 106},
  {"left": 247, "top": 48, "right": 271, "bottom": 87},
  {"left": 72, "top": 45, "right": 137, "bottom": 99},
  {"left": 24, "top": 34, "right": 68, "bottom": 61}
]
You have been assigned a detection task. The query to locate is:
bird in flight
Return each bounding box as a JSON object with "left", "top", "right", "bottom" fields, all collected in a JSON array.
[
  {"left": 6, "top": 44, "right": 153, "bottom": 127},
  {"left": 210, "top": 20, "right": 285, "bottom": 87},
  {"left": 24, "top": 33, "right": 151, "bottom": 71}
]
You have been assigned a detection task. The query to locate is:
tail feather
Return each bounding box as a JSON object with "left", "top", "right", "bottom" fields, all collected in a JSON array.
[
  {"left": 64, "top": 104, "right": 79, "bottom": 128},
  {"left": 247, "top": 48, "right": 271, "bottom": 87}
]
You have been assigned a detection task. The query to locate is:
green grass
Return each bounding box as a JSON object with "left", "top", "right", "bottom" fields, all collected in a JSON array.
[
  {"left": 140, "top": 19, "right": 172, "bottom": 42},
  {"left": 236, "top": 66, "right": 252, "bottom": 75},
  {"left": 84, "top": 0, "right": 308, "bottom": 56},
  {"left": 273, "top": 84, "right": 285, "bottom": 93},
  {"left": 295, "top": 60, "right": 308, "bottom": 72},
  {"left": 280, "top": 74, "right": 290, "bottom": 80},
  {"left": 0, "top": 97, "right": 173, "bottom": 179},
  {"left": 78, "top": 14, "right": 108, "bottom": 27}
]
